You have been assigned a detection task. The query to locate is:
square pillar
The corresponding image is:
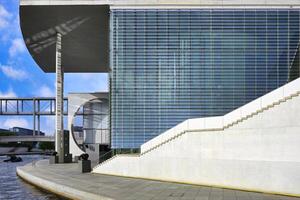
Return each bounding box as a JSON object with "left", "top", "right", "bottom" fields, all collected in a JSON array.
[{"left": 55, "top": 32, "right": 64, "bottom": 163}]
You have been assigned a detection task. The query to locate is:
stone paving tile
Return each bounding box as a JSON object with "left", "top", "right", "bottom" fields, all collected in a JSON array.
[
  {"left": 195, "top": 198, "right": 209, "bottom": 200},
  {"left": 18, "top": 160, "right": 300, "bottom": 200},
  {"left": 236, "top": 191, "right": 252, "bottom": 200}
]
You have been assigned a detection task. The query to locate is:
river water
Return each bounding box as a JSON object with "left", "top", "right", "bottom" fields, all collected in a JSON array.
[{"left": 0, "top": 155, "right": 64, "bottom": 200}]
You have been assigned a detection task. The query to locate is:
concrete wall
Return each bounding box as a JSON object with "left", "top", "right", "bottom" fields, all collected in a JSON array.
[{"left": 94, "top": 79, "right": 300, "bottom": 196}]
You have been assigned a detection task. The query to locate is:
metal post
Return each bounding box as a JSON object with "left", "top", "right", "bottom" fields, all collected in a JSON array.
[
  {"left": 17, "top": 100, "right": 19, "bottom": 114},
  {"left": 55, "top": 32, "right": 64, "bottom": 163},
  {"left": 33, "top": 99, "right": 36, "bottom": 136},
  {"left": 38, "top": 100, "right": 40, "bottom": 136},
  {"left": 21, "top": 100, "right": 24, "bottom": 113},
  {"left": 50, "top": 100, "right": 53, "bottom": 114}
]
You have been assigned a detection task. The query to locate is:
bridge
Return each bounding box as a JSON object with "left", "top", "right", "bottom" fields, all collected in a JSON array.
[
  {"left": 0, "top": 97, "right": 96, "bottom": 136},
  {"left": 0, "top": 97, "right": 69, "bottom": 116},
  {"left": 0, "top": 136, "right": 54, "bottom": 143},
  {"left": 0, "top": 97, "right": 68, "bottom": 136},
  {"left": 0, "top": 97, "right": 90, "bottom": 144}
]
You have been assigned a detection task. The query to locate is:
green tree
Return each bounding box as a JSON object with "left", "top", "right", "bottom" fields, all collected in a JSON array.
[{"left": 39, "top": 142, "right": 55, "bottom": 151}]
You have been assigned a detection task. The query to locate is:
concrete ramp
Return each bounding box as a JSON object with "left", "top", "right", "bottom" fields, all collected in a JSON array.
[{"left": 93, "top": 78, "right": 300, "bottom": 197}]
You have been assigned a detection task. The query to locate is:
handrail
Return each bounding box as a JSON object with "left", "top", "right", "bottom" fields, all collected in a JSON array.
[
  {"left": 99, "top": 150, "right": 114, "bottom": 163},
  {"left": 98, "top": 148, "right": 140, "bottom": 164}
]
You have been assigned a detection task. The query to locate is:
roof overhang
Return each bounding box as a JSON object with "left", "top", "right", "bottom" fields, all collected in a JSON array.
[
  {"left": 20, "top": 0, "right": 300, "bottom": 73},
  {"left": 20, "top": 4, "right": 109, "bottom": 73}
]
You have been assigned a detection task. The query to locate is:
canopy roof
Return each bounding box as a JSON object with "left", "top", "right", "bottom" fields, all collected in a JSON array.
[{"left": 20, "top": 5, "right": 109, "bottom": 72}]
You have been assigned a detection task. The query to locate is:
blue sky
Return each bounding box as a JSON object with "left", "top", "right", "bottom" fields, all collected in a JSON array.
[{"left": 0, "top": 0, "right": 108, "bottom": 134}]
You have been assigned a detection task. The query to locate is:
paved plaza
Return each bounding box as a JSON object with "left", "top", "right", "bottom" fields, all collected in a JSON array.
[{"left": 17, "top": 160, "right": 300, "bottom": 200}]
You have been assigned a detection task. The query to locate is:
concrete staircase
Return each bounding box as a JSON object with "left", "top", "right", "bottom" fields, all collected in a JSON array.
[
  {"left": 95, "top": 78, "right": 300, "bottom": 167},
  {"left": 139, "top": 91, "right": 300, "bottom": 155},
  {"left": 140, "top": 77, "right": 300, "bottom": 155},
  {"left": 93, "top": 77, "right": 300, "bottom": 196}
]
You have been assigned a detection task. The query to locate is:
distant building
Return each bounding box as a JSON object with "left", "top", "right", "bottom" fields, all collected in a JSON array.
[
  {"left": 9, "top": 127, "right": 45, "bottom": 136},
  {"left": 0, "top": 128, "right": 10, "bottom": 133}
]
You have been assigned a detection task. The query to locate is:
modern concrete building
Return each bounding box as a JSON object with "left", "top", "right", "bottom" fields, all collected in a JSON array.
[{"left": 20, "top": 0, "right": 300, "bottom": 196}]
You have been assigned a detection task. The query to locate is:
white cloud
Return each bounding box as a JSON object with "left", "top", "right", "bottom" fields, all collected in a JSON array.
[
  {"left": 0, "top": 65, "right": 28, "bottom": 80},
  {"left": 0, "top": 88, "right": 16, "bottom": 97},
  {"left": 0, "top": 5, "right": 11, "bottom": 18},
  {"left": 0, "top": 15, "right": 9, "bottom": 28},
  {"left": 9, "top": 38, "right": 26, "bottom": 57},
  {"left": 0, "top": 10, "right": 20, "bottom": 43},
  {"left": 2, "top": 118, "right": 29, "bottom": 129},
  {"left": 38, "top": 85, "right": 55, "bottom": 97},
  {"left": 64, "top": 73, "right": 108, "bottom": 94},
  {"left": 0, "top": 4, "right": 12, "bottom": 29}
]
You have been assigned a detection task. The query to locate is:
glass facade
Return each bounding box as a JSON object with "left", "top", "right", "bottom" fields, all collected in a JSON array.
[
  {"left": 110, "top": 9, "right": 300, "bottom": 149},
  {"left": 83, "top": 99, "right": 109, "bottom": 144}
]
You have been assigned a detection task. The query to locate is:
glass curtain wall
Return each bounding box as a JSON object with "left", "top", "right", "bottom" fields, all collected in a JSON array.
[
  {"left": 110, "top": 9, "right": 300, "bottom": 149},
  {"left": 83, "top": 99, "right": 109, "bottom": 144}
]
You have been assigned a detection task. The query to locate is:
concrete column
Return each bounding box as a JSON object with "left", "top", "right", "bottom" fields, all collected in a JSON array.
[{"left": 55, "top": 32, "right": 64, "bottom": 163}]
